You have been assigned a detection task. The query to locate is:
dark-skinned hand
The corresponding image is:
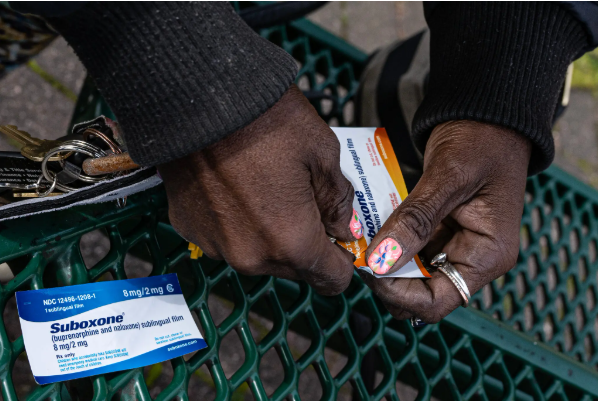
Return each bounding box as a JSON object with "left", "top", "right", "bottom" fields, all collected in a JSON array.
[
  {"left": 360, "top": 121, "right": 531, "bottom": 323},
  {"left": 158, "top": 84, "right": 362, "bottom": 296}
]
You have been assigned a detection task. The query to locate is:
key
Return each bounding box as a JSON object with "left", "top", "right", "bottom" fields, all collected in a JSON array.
[
  {"left": 12, "top": 192, "right": 62, "bottom": 198},
  {"left": 0, "top": 183, "right": 38, "bottom": 190},
  {"left": 0, "top": 125, "right": 70, "bottom": 162}
]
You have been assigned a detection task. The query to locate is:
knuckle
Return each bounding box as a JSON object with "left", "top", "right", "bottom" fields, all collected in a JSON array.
[
  {"left": 367, "top": 278, "right": 399, "bottom": 304},
  {"left": 387, "top": 305, "right": 408, "bottom": 320},
  {"left": 464, "top": 237, "right": 519, "bottom": 288},
  {"left": 458, "top": 252, "right": 492, "bottom": 288},
  {"left": 419, "top": 306, "right": 447, "bottom": 324},
  {"left": 320, "top": 278, "right": 351, "bottom": 296},
  {"left": 398, "top": 201, "right": 437, "bottom": 242},
  {"left": 307, "top": 268, "right": 352, "bottom": 296},
  {"left": 201, "top": 249, "right": 217, "bottom": 260},
  {"left": 193, "top": 242, "right": 220, "bottom": 260},
  {"left": 442, "top": 160, "right": 474, "bottom": 190},
  {"left": 311, "top": 136, "right": 341, "bottom": 176},
  {"left": 374, "top": 277, "right": 397, "bottom": 294},
  {"left": 394, "top": 311, "right": 413, "bottom": 321},
  {"left": 482, "top": 237, "right": 519, "bottom": 278},
  {"left": 424, "top": 157, "right": 481, "bottom": 204},
  {"left": 284, "top": 245, "right": 317, "bottom": 271},
  {"left": 226, "top": 255, "right": 263, "bottom": 275},
  {"left": 299, "top": 252, "right": 353, "bottom": 296},
  {"left": 421, "top": 293, "right": 461, "bottom": 323},
  {"left": 420, "top": 312, "right": 444, "bottom": 324},
  {"left": 317, "top": 131, "right": 342, "bottom": 158},
  {"left": 319, "top": 178, "right": 355, "bottom": 226}
]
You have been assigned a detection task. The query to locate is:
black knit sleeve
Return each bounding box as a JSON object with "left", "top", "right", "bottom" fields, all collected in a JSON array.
[
  {"left": 41, "top": 2, "right": 298, "bottom": 166},
  {"left": 413, "top": 2, "right": 589, "bottom": 175}
]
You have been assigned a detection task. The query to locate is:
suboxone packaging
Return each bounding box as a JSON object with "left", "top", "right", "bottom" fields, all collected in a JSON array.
[
  {"left": 332, "top": 127, "right": 430, "bottom": 279},
  {"left": 16, "top": 274, "right": 206, "bottom": 384}
]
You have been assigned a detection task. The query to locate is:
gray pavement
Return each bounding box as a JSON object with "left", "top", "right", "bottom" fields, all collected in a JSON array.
[
  {"left": 553, "top": 90, "right": 598, "bottom": 188},
  {"left": 309, "top": 1, "right": 426, "bottom": 52},
  {"left": 0, "top": 38, "right": 85, "bottom": 150}
]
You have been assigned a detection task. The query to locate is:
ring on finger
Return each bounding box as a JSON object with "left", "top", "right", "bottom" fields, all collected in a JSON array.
[
  {"left": 410, "top": 252, "right": 470, "bottom": 327},
  {"left": 431, "top": 252, "right": 470, "bottom": 307}
]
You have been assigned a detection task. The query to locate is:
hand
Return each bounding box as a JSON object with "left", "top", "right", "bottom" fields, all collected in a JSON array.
[
  {"left": 158, "top": 85, "right": 361, "bottom": 295},
  {"left": 360, "top": 121, "right": 531, "bottom": 323}
]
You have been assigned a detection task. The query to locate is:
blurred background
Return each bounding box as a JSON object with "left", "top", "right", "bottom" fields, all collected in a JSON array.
[
  {"left": 3, "top": 2, "right": 598, "bottom": 399},
  {"left": 2, "top": 2, "right": 598, "bottom": 187}
]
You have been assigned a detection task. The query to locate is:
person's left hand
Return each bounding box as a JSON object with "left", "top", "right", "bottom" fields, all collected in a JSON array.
[
  {"left": 159, "top": 85, "right": 359, "bottom": 296},
  {"left": 359, "top": 120, "right": 531, "bottom": 323}
]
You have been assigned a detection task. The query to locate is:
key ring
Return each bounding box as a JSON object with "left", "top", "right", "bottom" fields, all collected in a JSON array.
[
  {"left": 41, "top": 140, "right": 108, "bottom": 192},
  {"left": 83, "top": 130, "right": 130, "bottom": 185},
  {"left": 83, "top": 128, "right": 128, "bottom": 208},
  {"left": 83, "top": 128, "right": 122, "bottom": 155},
  {"left": 35, "top": 173, "right": 57, "bottom": 197}
]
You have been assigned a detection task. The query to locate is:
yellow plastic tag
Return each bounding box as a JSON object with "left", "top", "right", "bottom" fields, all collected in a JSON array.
[{"left": 188, "top": 243, "right": 203, "bottom": 259}]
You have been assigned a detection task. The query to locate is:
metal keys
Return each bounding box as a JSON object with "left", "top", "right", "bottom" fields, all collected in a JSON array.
[
  {"left": 0, "top": 116, "right": 141, "bottom": 204},
  {"left": 0, "top": 125, "right": 70, "bottom": 162},
  {"left": 41, "top": 139, "right": 108, "bottom": 193}
]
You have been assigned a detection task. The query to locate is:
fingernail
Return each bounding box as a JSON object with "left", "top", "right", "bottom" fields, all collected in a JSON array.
[
  {"left": 367, "top": 238, "right": 402, "bottom": 274},
  {"left": 350, "top": 208, "right": 364, "bottom": 239}
]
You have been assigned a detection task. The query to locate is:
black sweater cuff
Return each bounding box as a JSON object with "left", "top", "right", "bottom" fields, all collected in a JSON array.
[
  {"left": 47, "top": 2, "right": 298, "bottom": 166},
  {"left": 413, "top": 3, "right": 588, "bottom": 175}
]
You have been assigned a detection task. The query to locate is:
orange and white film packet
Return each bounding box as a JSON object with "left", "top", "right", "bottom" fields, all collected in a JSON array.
[{"left": 332, "top": 127, "right": 430, "bottom": 279}]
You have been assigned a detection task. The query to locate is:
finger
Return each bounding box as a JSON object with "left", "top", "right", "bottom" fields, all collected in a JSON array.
[
  {"left": 419, "top": 221, "right": 454, "bottom": 263},
  {"left": 297, "top": 223, "right": 356, "bottom": 296},
  {"left": 360, "top": 224, "right": 500, "bottom": 322},
  {"left": 382, "top": 302, "right": 411, "bottom": 321},
  {"left": 365, "top": 163, "right": 477, "bottom": 275},
  {"left": 310, "top": 130, "right": 362, "bottom": 242},
  {"left": 360, "top": 270, "right": 463, "bottom": 324},
  {"left": 361, "top": 211, "right": 520, "bottom": 323},
  {"left": 442, "top": 222, "right": 519, "bottom": 295},
  {"left": 384, "top": 233, "right": 511, "bottom": 323}
]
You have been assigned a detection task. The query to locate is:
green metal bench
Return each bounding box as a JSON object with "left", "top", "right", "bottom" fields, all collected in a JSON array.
[{"left": 1, "top": 13, "right": 598, "bottom": 401}]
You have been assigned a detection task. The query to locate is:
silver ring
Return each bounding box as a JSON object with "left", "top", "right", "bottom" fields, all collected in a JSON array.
[
  {"left": 35, "top": 173, "right": 57, "bottom": 197},
  {"left": 431, "top": 252, "right": 470, "bottom": 307},
  {"left": 41, "top": 140, "right": 108, "bottom": 192}
]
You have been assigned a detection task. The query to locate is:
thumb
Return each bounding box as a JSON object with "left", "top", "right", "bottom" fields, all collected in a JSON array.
[
  {"left": 365, "top": 166, "right": 475, "bottom": 275},
  {"left": 311, "top": 131, "right": 362, "bottom": 243}
]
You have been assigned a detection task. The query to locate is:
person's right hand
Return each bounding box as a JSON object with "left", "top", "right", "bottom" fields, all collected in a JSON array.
[
  {"left": 359, "top": 121, "right": 531, "bottom": 323},
  {"left": 158, "top": 84, "right": 361, "bottom": 295}
]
